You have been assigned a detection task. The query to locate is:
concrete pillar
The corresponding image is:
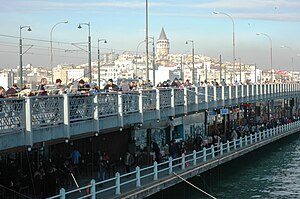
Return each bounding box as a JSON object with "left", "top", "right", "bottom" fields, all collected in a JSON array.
[
  {"left": 115, "top": 172, "right": 121, "bottom": 195},
  {"left": 90, "top": 179, "right": 96, "bottom": 199},
  {"left": 59, "top": 188, "right": 66, "bottom": 199},
  {"left": 203, "top": 147, "right": 207, "bottom": 161},
  {"left": 168, "top": 157, "right": 173, "bottom": 174},
  {"left": 181, "top": 153, "right": 185, "bottom": 170},
  {"left": 154, "top": 161, "right": 158, "bottom": 180},
  {"left": 136, "top": 166, "right": 141, "bottom": 187}
]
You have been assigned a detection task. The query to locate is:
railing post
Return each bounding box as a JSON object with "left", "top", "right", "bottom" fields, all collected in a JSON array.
[
  {"left": 193, "top": 150, "right": 197, "bottom": 166},
  {"left": 168, "top": 157, "right": 173, "bottom": 174},
  {"left": 263, "top": 131, "right": 266, "bottom": 139},
  {"left": 203, "top": 147, "right": 207, "bottom": 161},
  {"left": 195, "top": 87, "right": 199, "bottom": 108},
  {"left": 138, "top": 91, "right": 144, "bottom": 122},
  {"left": 184, "top": 87, "right": 188, "bottom": 114},
  {"left": 181, "top": 153, "right": 185, "bottom": 170},
  {"left": 233, "top": 139, "right": 237, "bottom": 150},
  {"left": 245, "top": 136, "right": 248, "bottom": 146},
  {"left": 220, "top": 143, "right": 223, "bottom": 156},
  {"left": 250, "top": 134, "right": 253, "bottom": 144},
  {"left": 136, "top": 166, "right": 141, "bottom": 187},
  {"left": 156, "top": 89, "right": 161, "bottom": 121},
  {"left": 170, "top": 88, "right": 175, "bottom": 117},
  {"left": 117, "top": 92, "right": 124, "bottom": 129},
  {"left": 227, "top": 140, "right": 230, "bottom": 152},
  {"left": 115, "top": 172, "right": 121, "bottom": 195},
  {"left": 213, "top": 86, "right": 217, "bottom": 101},
  {"left": 255, "top": 133, "right": 257, "bottom": 142},
  {"left": 204, "top": 87, "right": 208, "bottom": 103},
  {"left": 90, "top": 179, "right": 96, "bottom": 199},
  {"left": 211, "top": 145, "right": 215, "bottom": 159},
  {"left": 240, "top": 137, "right": 243, "bottom": 148},
  {"left": 154, "top": 161, "right": 158, "bottom": 180},
  {"left": 93, "top": 94, "right": 100, "bottom": 133},
  {"left": 59, "top": 188, "right": 66, "bottom": 199},
  {"left": 25, "top": 97, "right": 33, "bottom": 147},
  {"left": 63, "top": 94, "right": 70, "bottom": 139},
  {"left": 228, "top": 85, "right": 232, "bottom": 100}
]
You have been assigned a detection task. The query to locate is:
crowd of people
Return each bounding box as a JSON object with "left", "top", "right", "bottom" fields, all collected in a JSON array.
[{"left": 0, "top": 77, "right": 295, "bottom": 98}]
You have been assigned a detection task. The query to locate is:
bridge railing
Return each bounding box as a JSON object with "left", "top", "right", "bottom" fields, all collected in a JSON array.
[
  {"left": 48, "top": 120, "right": 300, "bottom": 199},
  {"left": 69, "top": 94, "right": 94, "bottom": 122},
  {"left": 0, "top": 98, "right": 25, "bottom": 132},
  {"left": 141, "top": 89, "right": 157, "bottom": 112},
  {"left": 96, "top": 92, "right": 119, "bottom": 118},
  {"left": 0, "top": 83, "right": 299, "bottom": 134},
  {"left": 121, "top": 92, "right": 140, "bottom": 115}
]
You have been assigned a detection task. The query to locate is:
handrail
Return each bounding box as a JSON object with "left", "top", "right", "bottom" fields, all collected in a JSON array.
[{"left": 48, "top": 120, "right": 300, "bottom": 199}]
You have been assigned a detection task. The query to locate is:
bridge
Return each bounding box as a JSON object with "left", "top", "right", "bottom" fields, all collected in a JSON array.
[
  {"left": 0, "top": 83, "right": 299, "bottom": 198},
  {"left": 0, "top": 83, "right": 298, "bottom": 152}
]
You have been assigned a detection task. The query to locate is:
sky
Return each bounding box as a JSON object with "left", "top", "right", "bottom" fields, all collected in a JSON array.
[{"left": 0, "top": 0, "right": 299, "bottom": 71}]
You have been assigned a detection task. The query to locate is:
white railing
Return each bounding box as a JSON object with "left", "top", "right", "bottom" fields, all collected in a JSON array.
[{"left": 47, "top": 120, "right": 300, "bottom": 199}]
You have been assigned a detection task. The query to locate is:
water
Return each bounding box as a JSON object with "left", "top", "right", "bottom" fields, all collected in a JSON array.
[{"left": 147, "top": 132, "right": 300, "bottom": 199}]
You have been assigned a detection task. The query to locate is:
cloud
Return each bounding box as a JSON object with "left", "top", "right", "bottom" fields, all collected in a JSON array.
[{"left": 1, "top": 0, "right": 299, "bottom": 22}]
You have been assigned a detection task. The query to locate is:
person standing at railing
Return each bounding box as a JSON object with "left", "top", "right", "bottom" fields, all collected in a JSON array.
[
  {"left": 119, "top": 79, "right": 130, "bottom": 92},
  {"left": 124, "top": 151, "right": 134, "bottom": 173},
  {"left": 37, "top": 78, "right": 48, "bottom": 96},
  {"left": 70, "top": 148, "right": 81, "bottom": 178},
  {"left": 104, "top": 79, "right": 119, "bottom": 92},
  {"left": 151, "top": 141, "right": 161, "bottom": 163},
  {"left": 0, "top": 86, "right": 6, "bottom": 98},
  {"left": 52, "top": 79, "right": 65, "bottom": 95}
]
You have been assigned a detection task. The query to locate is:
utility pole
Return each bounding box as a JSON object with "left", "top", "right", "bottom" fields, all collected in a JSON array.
[{"left": 219, "top": 55, "right": 222, "bottom": 82}]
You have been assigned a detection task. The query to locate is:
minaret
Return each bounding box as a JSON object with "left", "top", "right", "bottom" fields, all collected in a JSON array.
[{"left": 156, "top": 27, "right": 170, "bottom": 58}]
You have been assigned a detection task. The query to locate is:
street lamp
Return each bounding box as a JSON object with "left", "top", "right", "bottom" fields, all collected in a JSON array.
[
  {"left": 50, "top": 20, "right": 68, "bottom": 84},
  {"left": 19, "top": 25, "right": 32, "bottom": 89},
  {"left": 145, "top": 0, "right": 149, "bottom": 82},
  {"left": 97, "top": 39, "right": 107, "bottom": 87},
  {"left": 78, "top": 22, "right": 92, "bottom": 83},
  {"left": 149, "top": 36, "right": 156, "bottom": 86},
  {"left": 280, "top": 45, "right": 294, "bottom": 82},
  {"left": 185, "top": 40, "right": 195, "bottom": 85},
  {"left": 256, "top": 33, "right": 273, "bottom": 82},
  {"left": 135, "top": 40, "right": 146, "bottom": 78},
  {"left": 213, "top": 11, "right": 235, "bottom": 82}
]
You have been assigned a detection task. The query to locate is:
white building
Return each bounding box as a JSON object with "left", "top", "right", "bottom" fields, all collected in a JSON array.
[
  {"left": 67, "top": 69, "right": 85, "bottom": 81},
  {"left": 0, "top": 71, "right": 14, "bottom": 89}
]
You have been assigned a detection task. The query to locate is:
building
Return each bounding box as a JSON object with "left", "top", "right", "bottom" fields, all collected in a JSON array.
[
  {"left": 156, "top": 28, "right": 170, "bottom": 65},
  {"left": 0, "top": 70, "right": 14, "bottom": 89}
]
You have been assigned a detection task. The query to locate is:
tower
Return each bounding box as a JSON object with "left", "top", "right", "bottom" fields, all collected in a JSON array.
[{"left": 156, "top": 28, "right": 170, "bottom": 60}]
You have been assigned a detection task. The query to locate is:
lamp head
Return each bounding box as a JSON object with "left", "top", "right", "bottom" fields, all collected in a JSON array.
[
  {"left": 104, "top": 40, "right": 107, "bottom": 43},
  {"left": 27, "top": 27, "right": 32, "bottom": 32},
  {"left": 213, "top": 11, "right": 220, "bottom": 14},
  {"left": 78, "top": 24, "right": 82, "bottom": 29},
  {"left": 64, "top": 20, "right": 68, "bottom": 23},
  {"left": 185, "top": 41, "right": 188, "bottom": 44},
  {"left": 256, "top": 33, "right": 261, "bottom": 35}
]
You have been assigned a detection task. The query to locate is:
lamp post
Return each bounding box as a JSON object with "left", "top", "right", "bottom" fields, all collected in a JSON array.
[
  {"left": 19, "top": 25, "right": 32, "bottom": 89},
  {"left": 97, "top": 39, "right": 107, "bottom": 87},
  {"left": 280, "top": 45, "right": 294, "bottom": 82},
  {"left": 78, "top": 22, "right": 91, "bottom": 83},
  {"left": 185, "top": 40, "right": 195, "bottom": 85},
  {"left": 145, "top": 0, "right": 149, "bottom": 82},
  {"left": 238, "top": 58, "right": 242, "bottom": 82},
  {"left": 50, "top": 21, "right": 68, "bottom": 84},
  {"left": 213, "top": 11, "right": 235, "bottom": 82},
  {"left": 135, "top": 40, "right": 146, "bottom": 78},
  {"left": 256, "top": 33, "right": 273, "bottom": 82},
  {"left": 149, "top": 36, "right": 156, "bottom": 86}
]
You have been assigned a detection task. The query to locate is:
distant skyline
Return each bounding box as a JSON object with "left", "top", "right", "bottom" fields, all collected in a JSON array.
[{"left": 0, "top": 0, "right": 299, "bottom": 71}]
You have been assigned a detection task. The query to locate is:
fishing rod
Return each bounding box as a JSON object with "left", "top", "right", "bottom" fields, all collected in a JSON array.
[{"left": 173, "top": 172, "right": 217, "bottom": 199}]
